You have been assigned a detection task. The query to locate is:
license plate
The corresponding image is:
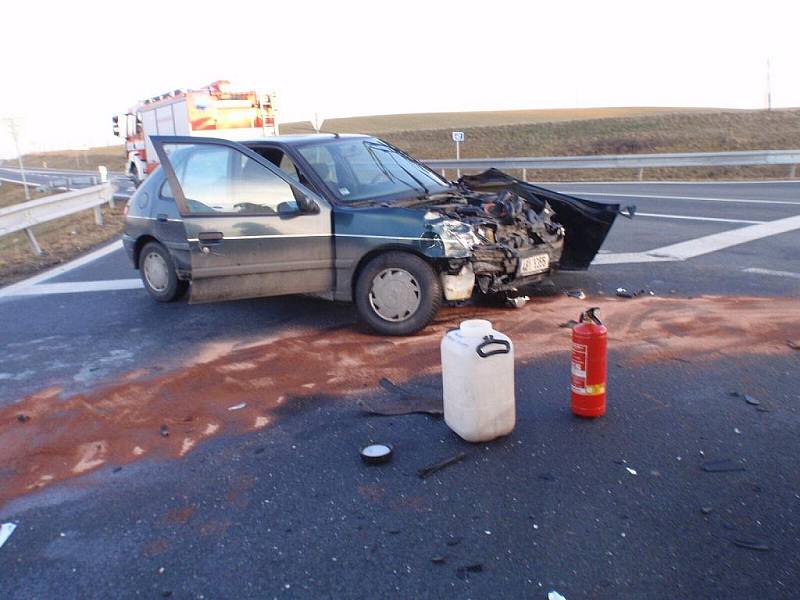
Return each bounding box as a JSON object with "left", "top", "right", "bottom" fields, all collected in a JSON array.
[{"left": 519, "top": 253, "right": 550, "bottom": 275}]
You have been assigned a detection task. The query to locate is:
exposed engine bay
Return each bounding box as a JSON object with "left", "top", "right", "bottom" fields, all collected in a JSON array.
[{"left": 420, "top": 169, "right": 634, "bottom": 299}]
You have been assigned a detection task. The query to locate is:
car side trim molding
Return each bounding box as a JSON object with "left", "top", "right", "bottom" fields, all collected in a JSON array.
[
  {"left": 186, "top": 233, "right": 332, "bottom": 242},
  {"left": 334, "top": 234, "right": 423, "bottom": 241},
  {"left": 185, "top": 233, "right": 424, "bottom": 242}
]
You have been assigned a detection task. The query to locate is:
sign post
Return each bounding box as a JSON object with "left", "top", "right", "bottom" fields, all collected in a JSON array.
[{"left": 452, "top": 131, "right": 464, "bottom": 179}]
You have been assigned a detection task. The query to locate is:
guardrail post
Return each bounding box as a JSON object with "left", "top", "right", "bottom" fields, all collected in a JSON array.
[
  {"left": 99, "top": 166, "right": 114, "bottom": 208},
  {"left": 790, "top": 164, "right": 797, "bottom": 179},
  {"left": 522, "top": 168, "right": 527, "bottom": 182},
  {"left": 637, "top": 167, "right": 644, "bottom": 181},
  {"left": 94, "top": 205, "right": 104, "bottom": 226},
  {"left": 24, "top": 228, "right": 43, "bottom": 256}
]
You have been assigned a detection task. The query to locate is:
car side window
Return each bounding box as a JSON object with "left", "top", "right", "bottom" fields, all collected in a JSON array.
[{"left": 162, "top": 143, "right": 299, "bottom": 215}]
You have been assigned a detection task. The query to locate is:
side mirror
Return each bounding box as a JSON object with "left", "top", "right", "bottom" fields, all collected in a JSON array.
[
  {"left": 112, "top": 116, "right": 119, "bottom": 137},
  {"left": 293, "top": 188, "right": 320, "bottom": 214}
]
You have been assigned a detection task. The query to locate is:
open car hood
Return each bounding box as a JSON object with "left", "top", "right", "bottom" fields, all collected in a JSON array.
[{"left": 459, "top": 169, "right": 632, "bottom": 270}]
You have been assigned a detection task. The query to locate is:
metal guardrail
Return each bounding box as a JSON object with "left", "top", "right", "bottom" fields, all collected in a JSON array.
[
  {"left": 0, "top": 172, "right": 114, "bottom": 255},
  {"left": 424, "top": 149, "right": 800, "bottom": 179}
]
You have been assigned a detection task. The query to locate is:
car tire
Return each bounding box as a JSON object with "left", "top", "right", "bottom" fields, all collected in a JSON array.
[
  {"left": 354, "top": 251, "right": 442, "bottom": 336},
  {"left": 139, "top": 241, "right": 187, "bottom": 302}
]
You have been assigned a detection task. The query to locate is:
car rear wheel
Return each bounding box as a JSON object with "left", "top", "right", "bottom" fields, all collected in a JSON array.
[
  {"left": 140, "top": 241, "right": 187, "bottom": 302},
  {"left": 355, "top": 252, "right": 442, "bottom": 335}
]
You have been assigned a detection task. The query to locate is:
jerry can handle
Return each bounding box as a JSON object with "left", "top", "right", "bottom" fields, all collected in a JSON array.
[{"left": 476, "top": 335, "right": 511, "bottom": 358}]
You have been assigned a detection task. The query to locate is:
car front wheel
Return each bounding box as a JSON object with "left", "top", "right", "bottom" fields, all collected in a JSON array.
[
  {"left": 354, "top": 251, "right": 442, "bottom": 336},
  {"left": 139, "top": 241, "right": 188, "bottom": 302}
]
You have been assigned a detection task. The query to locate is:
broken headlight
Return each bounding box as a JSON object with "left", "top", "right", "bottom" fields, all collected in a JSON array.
[{"left": 433, "top": 219, "right": 481, "bottom": 257}]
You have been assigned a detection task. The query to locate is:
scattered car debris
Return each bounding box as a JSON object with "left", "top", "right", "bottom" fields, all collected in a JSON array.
[
  {"left": 159, "top": 424, "right": 170, "bottom": 437},
  {"left": 787, "top": 340, "right": 800, "bottom": 350},
  {"left": 615, "top": 287, "right": 655, "bottom": 298},
  {"left": 431, "top": 555, "right": 447, "bottom": 565},
  {"left": 744, "top": 394, "right": 760, "bottom": 406},
  {"left": 700, "top": 506, "right": 713, "bottom": 515},
  {"left": 417, "top": 451, "right": 469, "bottom": 479},
  {"left": 732, "top": 538, "right": 771, "bottom": 552},
  {"left": 506, "top": 295, "right": 529, "bottom": 309},
  {"left": 0, "top": 523, "right": 16, "bottom": 549},
  {"left": 558, "top": 320, "right": 578, "bottom": 329},
  {"left": 626, "top": 467, "right": 637, "bottom": 476},
  {"left": 15, "top": 414, "right": 30, "bottom": 423},
  {"left": 112, "top": 466, "right": 123, "bottom": 473},
  {"left": 565, "top": 289, "right": 586, "bottom": 300},
  {"left": 227, "top": 402, "right": 247, "bottom": 411},
  {"left": 360, "top": 443, "right": 394, "bottom": 465},
  {"left": 548, "top": 590, "right": 567, "bottom": 600},
  {"left": 446, "top": 536, "right": 462, "bottom": 546},
  {"left": 455, "top": 563, "right": 483, "bottom": 579},
  {"left": 538, "top": 473, "right": 556, "bottom": 482},
  {"left": 701, "top": 459, "right": 745, "bottom": 473}
]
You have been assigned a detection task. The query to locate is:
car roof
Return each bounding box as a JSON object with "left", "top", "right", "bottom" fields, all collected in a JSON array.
[{"left": 243, "top": 133, "right": 372, "bottom": 147}]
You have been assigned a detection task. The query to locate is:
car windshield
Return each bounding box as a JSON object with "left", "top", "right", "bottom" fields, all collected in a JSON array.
[{"left": 297, "top": 138, "right": 450, "bottom": 202}]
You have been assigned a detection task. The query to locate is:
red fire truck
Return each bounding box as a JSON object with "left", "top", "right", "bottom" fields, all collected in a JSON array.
[{"left": 112, "top": 80, "right": 278, "bottom": 184}]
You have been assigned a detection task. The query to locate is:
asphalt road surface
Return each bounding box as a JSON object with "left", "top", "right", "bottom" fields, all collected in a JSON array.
[{"left": 1, "top": 180, "right": 799, "bottom": 599}]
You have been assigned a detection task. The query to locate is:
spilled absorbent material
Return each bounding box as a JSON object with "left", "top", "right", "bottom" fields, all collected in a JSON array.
[{"left": 1, "top": 294, "right": 799, "bottom": 506}]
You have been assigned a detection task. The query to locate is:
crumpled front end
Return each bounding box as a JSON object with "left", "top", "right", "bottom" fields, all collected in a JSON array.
[{"left": 421, "top": 169, "right": 630, "bottom": 299}]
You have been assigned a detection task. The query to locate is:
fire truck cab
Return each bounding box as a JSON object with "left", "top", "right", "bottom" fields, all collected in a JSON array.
[{"left": 113, "top": 80, "right": 278, "bottom": 185}]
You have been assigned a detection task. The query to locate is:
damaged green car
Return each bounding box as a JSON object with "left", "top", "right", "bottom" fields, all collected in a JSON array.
[{"left": 123, "top": 134, "right": 628, "bottom": 335}]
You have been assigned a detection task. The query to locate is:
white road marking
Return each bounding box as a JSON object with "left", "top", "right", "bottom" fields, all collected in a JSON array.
[
  {"left": 548, "top": 179, "right": 800, "bottom": 186},
  {"left": 742, "top": 267, "right": 800, "bottom": 280},
  {"left": 636, "top": 212, "right": 764, "bottom": 224},
  {"left": 0, "top": 240, "right": 124, "bottom": 298},
  {"left": 594, "top": 214, "right": 800, "bottom": 265},
  {"left": 562, "top": 191, "right": 800, "bottom": 206},
  {"left": 1, "top": 278, "right": 143, "bottom": 297}
]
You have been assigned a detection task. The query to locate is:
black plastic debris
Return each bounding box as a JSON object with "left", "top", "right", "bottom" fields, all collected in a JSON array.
[
  {"left": 616, "top": 287, "right": 655, "bottom": 299},
  {"left": 360, "top": 443, "right": 394, "bottom": 465},
  {"left": 558, "top": 320, "right": 578, "bottom": 329},
  {"left": 700, "top": 506, "right": 713, "bottom": 515},
  {"left": 445, "top": 537, "right": 462, "bottom": 547},
  {"left": 455, "top": 563, "right": 483, "bottom": 579},
  {"left": 565, "top": 289, "right": 587, "bottom": 300},
  {"left": 112, "top": 466, "right": 123, "bottom": 473},
  {"left": 16, "top": 414, "right": 30, "bottom": 423},
  {"left": 431, "top": 556, "right": 447, "bottom": 565},
  {"left": 417, "top": 452, "right": 468, "bottom": 479},
  {"left": 787, "top": 340, "right": 800, "bottom": 350},
  {"left": 160, "top": 424, "right": 170, "bottom": 437},
  {"left": 358, "top": 379, "right": 443, "bottom": 416},
  {"left": 732, "top": 539, "right": 771, "bottom": 552},
  {"left": 701, "top": 459, "right": 745, "bottom": 473}
]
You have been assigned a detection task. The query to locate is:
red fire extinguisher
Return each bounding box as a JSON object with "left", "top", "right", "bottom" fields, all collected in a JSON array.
[{"left": 571, "top": 307, "right": 607, "bottom": 418}]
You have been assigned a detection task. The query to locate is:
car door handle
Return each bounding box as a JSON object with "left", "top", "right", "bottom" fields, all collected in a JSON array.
[
  {"left": 198, "top": 231, "right": 224, "bottom": 243},
  {"left": 156, "top": 213, "right": 168, "bottom": 222}
]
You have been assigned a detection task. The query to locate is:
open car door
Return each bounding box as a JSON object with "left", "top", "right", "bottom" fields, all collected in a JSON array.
[{"left": 152, "top": 136, "right": 334, "bottom": 303}]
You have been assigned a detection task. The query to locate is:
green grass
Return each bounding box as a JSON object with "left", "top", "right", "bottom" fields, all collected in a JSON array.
[{"left": 279, "top": 107, "right": 728, "bottom": 135}]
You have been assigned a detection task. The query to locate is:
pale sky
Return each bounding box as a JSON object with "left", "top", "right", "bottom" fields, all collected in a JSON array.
[{"left": 1, "top": 0, "right": 799, "bottom": 158}]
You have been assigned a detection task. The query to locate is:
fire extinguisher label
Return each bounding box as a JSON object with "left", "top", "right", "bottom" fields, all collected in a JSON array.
[{"left": 571, "top": 342, "right": 588, "bottom": 394}]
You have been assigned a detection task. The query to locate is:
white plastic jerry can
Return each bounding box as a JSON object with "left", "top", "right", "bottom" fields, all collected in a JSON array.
[{"left": 441, "top": 319, "right": 515, "bottom": 442}]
